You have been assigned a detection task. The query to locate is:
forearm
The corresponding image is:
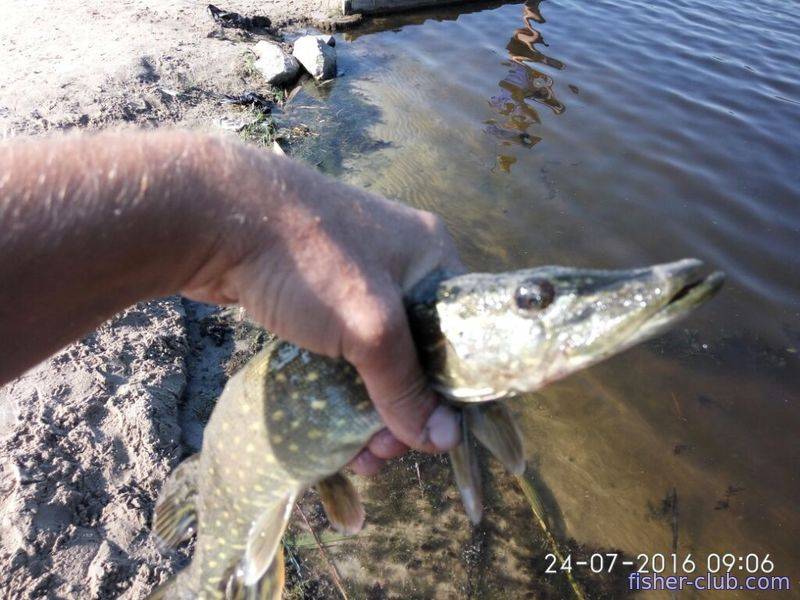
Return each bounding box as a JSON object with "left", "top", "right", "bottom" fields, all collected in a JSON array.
[
  {"left": 0, "top": 130, "right": 260, "bottom": 383},
  {"left": 0, "top": 127, "right": 462, "bottom": 457}
]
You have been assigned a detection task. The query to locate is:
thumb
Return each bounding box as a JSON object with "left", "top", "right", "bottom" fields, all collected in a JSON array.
[{"left": 342, "top": 293, "right": 460, "bottom": 453}]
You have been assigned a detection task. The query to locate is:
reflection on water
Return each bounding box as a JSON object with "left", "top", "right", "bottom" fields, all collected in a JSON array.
[
  {"left": 285, "top": 0, "right": 800, "bottom": 596},
  {"left": 487, "top": 2, "right": 566, "bottom": 169}
]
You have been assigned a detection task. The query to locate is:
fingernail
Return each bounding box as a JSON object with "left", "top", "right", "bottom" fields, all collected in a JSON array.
[{"left": 426, "top": 405, "right": 461, "bottom": 451}]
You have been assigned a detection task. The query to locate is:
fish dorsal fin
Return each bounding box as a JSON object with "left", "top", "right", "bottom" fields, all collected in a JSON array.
[
  {"left": 467, "top": 403, "right": 526, "bottom": 475},
  {"left": 316, "top": 472, "right": 365, "bottom": 535},
  {"left": 449, "top": 415, "right": 484, "bottom": 524},
  {"left": 243, "top": 491, "right": 296, "bottom": 586},
  {"left": 245, "top": 545, "right": 285, "bottom": 600},
  {"left": 153, "top": 454, "right": 200, "bottom": 549}
]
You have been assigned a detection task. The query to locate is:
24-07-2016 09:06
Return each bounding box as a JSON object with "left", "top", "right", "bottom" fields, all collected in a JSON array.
[{"left": 544, "top": 551, "right": 776, "bottom": 575}]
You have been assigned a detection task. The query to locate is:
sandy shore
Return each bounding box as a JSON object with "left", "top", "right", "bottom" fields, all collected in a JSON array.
[
  {"left": 0, "top": 299, "right": 189, "bottom": 598},
  {"left": 0, "top": 0, "right": 341, "bottom": 137},
  {"left": 0, "top": 2, "right": 329, "bottom": 598}
]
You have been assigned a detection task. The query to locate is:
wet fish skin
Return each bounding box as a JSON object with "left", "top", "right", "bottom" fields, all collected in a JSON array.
[
  {"left": 151, "top": 342, "right": 382, "bottom": 598},
  {"left": 149, "top": 259, "right": 723, "bottom": 598}
]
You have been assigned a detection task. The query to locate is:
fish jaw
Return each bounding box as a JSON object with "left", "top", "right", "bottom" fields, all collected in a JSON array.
[{"left": 410, "top": 259, "right": 724, "bottom": 401}]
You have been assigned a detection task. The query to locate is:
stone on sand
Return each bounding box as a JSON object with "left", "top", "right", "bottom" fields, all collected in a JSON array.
[
  {"left": 292, "top": 35, "right": 337, "bottom": 80},
  {"left": 252, "top": 40, "right": 301, "bottom": 87}
]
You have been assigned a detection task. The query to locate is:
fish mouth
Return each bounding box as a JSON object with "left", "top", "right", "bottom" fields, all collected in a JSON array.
[
  {"left": 639, "top": 259, "right": 725, "bottom": 339},
  {"left": 666, "top": 270, "right": 725, "bottom": 306}
]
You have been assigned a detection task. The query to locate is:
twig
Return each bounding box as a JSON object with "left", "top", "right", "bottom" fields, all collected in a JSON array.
[
  {"left": 515, "top": 474, "right": 586, "bottom": 600},
  {"left": 415, "top": 461, "right": 423, "bottom": 492},
  {"left": 294, "top": 504, "right": 350, "bottom": 600}
]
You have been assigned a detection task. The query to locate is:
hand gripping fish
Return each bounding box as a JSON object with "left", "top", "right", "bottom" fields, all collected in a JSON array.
[{"left": 148, "top": 259, "right": 723, "bottom": 599}]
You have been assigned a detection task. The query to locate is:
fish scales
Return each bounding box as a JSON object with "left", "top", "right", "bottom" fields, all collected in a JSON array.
[{"left": 157, "top": 341, "right": 383, "bottom": 598}]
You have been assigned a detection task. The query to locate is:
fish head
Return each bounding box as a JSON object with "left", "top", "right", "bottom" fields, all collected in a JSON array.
[{"left": 411, "top": 259, "right": 724, "bottom": 401}]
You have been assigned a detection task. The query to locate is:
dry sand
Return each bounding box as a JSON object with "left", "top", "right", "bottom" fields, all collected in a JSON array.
[
  {"left": 0, "top": 0, "right": 339, "bottom": 137},
  {"left": 0, "top": 2, "right": 332, "bottom": 598},
  {"left": 0, "top": 299, "right": 189, "bottom": 598}
]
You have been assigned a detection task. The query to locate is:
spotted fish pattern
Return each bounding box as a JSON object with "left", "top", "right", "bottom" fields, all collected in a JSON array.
[{"left": 150, "top": 341, "right": 382, "bottom": 598}]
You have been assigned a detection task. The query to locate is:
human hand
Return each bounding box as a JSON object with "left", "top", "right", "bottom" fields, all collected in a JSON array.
[{"left": 182, "top": 138, "right": 463, "bottom": 474}]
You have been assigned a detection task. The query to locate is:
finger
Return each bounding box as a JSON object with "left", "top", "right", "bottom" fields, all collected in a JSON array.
[
  {"left": 367, "top": 428, "right": 408, "bottom": 460},
  {"left": 343, "top": 291, "right": 460, "bottom": 454},
  {"left": 348, "top": 449, "right": 385, "bottom": 476}
]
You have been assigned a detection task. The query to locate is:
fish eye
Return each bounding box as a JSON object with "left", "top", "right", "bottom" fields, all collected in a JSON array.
[{"left": 515, "top": 279, "right": 555, "bottom": 311}]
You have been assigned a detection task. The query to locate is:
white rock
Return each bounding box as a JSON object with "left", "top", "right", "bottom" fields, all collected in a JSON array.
[
  {"left": 252, "top": 40, "right": 300, "bottom": 87},
  {"left": 292, "top": 35, "right": 337, "bottom": 80}
]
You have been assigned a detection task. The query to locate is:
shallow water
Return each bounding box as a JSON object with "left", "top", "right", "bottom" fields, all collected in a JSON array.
[{"left": 285, "top": 0, "right": 799, "bottom": 596}]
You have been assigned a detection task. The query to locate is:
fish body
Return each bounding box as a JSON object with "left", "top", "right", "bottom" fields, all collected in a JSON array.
[
  {"left": 150, "top": 259, "right": 723, "bottom": 598},
  {"left": 151, "top": 342, "right": 381, "bottom": 598}
]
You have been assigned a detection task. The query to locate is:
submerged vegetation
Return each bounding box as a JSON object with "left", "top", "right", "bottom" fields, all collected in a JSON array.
[{"left": 239, "top": 108, "right": 278, "bottom": 147}]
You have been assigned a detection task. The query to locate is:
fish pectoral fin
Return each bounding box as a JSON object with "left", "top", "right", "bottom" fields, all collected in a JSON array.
[
  {"left": 152, "top": 454, "right": 200, "bottom": 549},
  {"left": 316, "top": 472, "right": 365, "bottom": 535},
  {"left": 245, "top": 544, "right": 285, "bottom": 600},
  {"left": 243, "top": 490, "right": 296, "bottom": 586},
  {"left": 449, "top": 415, "right": 484, "bottom": 525},
  {"left": 223, "top": 547, "right": 285, "bottom": 600},
  {"left": 467, "top": 403, "right": 526, "bottom": 476}
]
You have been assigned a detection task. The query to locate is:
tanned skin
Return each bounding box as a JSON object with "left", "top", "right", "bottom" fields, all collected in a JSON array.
[{"left": 0, "top": 130, "right": 463, "bottom": 474}]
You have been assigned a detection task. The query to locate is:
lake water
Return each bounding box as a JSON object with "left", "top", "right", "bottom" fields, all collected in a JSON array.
[{"left": 283, "top": 0, "right": 800, "bottom": 596}]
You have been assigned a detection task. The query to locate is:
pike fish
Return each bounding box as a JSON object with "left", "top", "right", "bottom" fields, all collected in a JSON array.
[{"left": 149, "top": 259, "right": 723, "bottom": 599}]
